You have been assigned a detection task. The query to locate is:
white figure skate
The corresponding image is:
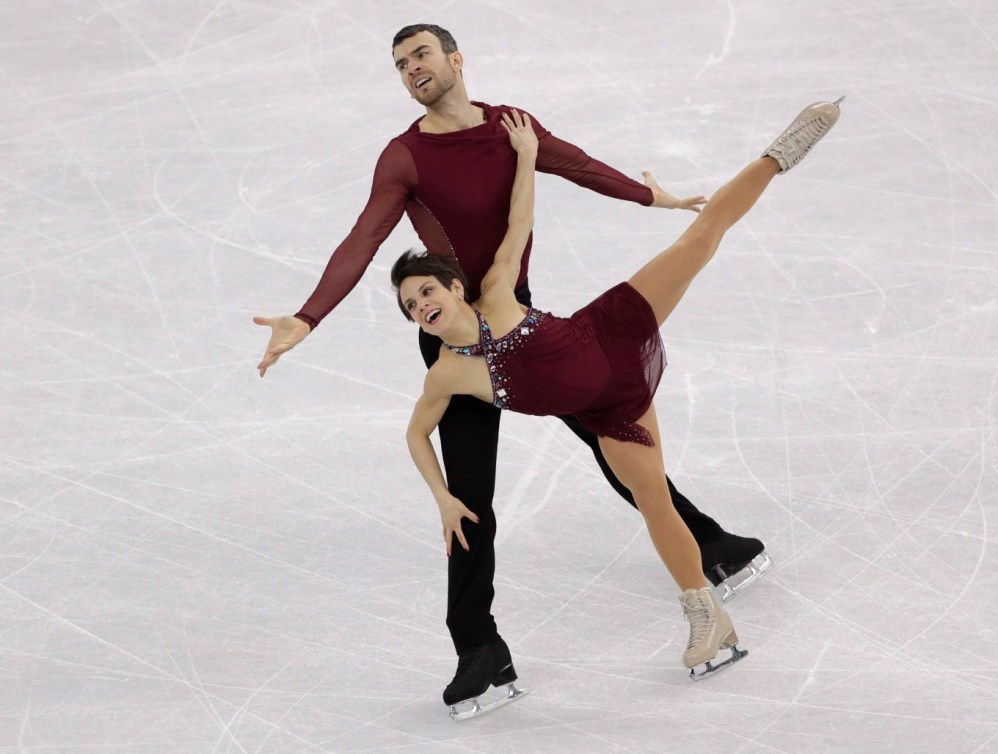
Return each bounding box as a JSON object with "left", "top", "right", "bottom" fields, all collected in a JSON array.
[
  {"left": 762, "top": 97, "right": 845, "bottom": 172},
  {"left": 679, "top": 586, "right": 748, "bottom": 680}
]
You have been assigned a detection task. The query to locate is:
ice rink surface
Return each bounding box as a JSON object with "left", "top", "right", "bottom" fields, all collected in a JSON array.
[{"left": 2, "top": 1, "right": 997, "bottom": 752}]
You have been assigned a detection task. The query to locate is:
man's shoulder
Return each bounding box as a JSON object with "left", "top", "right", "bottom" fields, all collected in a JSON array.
[
  {"left": 487, "top": 102, "right": 549, "bottom": 136},
  {"left": 472, "top": 102, "right": 528, "bottom": 120}
]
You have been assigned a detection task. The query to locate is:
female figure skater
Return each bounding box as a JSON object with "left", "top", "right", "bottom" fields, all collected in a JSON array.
[{"left": 394, "top": 102, "right": 842, "bottom": 693}]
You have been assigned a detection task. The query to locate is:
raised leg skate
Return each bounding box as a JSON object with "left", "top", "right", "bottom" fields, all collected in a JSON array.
[
  {"left": 679, "top": 587, "right": 748, "bottom": 680},
  {"left": 762, "top": 97, "right": 844, "bottom": 172},
  {"left": 701, "top": 533, "right": 774, "bottom": 602},
  {"left": 444, "top": 638, "right": 528, "bottom": 721}
]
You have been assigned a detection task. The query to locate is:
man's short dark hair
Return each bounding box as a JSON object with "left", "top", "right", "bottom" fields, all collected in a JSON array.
[
  {"left": 391, "top": 249, "right": 469, "bottom": 321},
  {"left": 392, "top": 24, "right": 458, "bottom": 55}
]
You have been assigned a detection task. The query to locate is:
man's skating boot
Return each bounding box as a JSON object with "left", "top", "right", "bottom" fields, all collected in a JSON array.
[
  {"left": 762, "top": 98, "right": 844, "bottom": 172},
  {"left": 443, "top": 636, "right": 527, "bottom": 721},
  {"left": 700, "top": 532, "right": 773, "bottom": 602},
  {"left": 679, "top": 586, "right": 748, "bottom": 680}
]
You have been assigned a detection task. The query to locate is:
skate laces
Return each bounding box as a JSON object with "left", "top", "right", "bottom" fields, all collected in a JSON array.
[
  {"left": 681, "top": 592, "right": 715, "bottom": 652},
  {"left": 779, "top": 116, "right": 829, "bottom": 162}
]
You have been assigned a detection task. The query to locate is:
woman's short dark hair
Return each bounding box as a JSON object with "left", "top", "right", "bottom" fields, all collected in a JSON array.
[
  {"left": 391, "top": 24, "right": 458, "bottom": 54},
  {"left": 391, "top": 249, "right": 469, "bottom": 321}
]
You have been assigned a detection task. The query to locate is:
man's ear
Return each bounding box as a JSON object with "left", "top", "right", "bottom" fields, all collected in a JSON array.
[{"left": 450, "top": 51, "right": 464, "bottom": 74}]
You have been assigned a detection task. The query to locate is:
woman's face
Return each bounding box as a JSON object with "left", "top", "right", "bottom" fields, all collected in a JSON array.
[{"left": 399, "top": 275, "right": 463, "bottom": 333}]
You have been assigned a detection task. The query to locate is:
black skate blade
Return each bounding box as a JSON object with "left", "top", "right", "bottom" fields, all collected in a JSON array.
[
  {"left": 717, "top": 551, "right": 773, "bottom": 603},
  {"left": 448, "top": 682, "right": 528, "bottom": 721},
  {"left": 689, "top": 645, "right": 748, "bottom": 681}
]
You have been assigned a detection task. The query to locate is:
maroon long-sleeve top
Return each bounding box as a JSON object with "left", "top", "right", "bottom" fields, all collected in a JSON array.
[{"left": 294, "top": 102, "right": 653, "bottom": 329}]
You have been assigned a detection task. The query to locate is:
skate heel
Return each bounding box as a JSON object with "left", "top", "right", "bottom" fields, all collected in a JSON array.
[
  {"left": 701, "top": 534, "right": 772, "bottom": 602},
  {"left": 720, "top": 630, "right": 739, "bottom": 649},
  {"left": 491, "top": 662, "right": 518, "bottom": 686},
  {"left": 714, "top": 551, "right": 774, "bottom": 602}
]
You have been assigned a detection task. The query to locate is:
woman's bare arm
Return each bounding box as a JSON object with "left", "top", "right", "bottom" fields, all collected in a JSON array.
[
  {"left": 406, "top": 363, "right": 481, "bottom": 555},
  {"left": 479, "top": 111, "right": 539, "bottom": 298}
]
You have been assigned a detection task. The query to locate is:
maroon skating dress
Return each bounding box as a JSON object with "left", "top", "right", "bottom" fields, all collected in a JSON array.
[{"left": 446, "top": 282, "right": 667, "bottom": 446}]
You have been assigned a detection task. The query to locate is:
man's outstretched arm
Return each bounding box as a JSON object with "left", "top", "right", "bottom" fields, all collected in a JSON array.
[
  {"left": 254, "top": 139, "right": 414, "bottom": 376},
  {"left": 294, "top": 139, "right": 416, "bottom": 329},
  {"left": 529, "top": 112, "right": 705, "bottom": 212}
]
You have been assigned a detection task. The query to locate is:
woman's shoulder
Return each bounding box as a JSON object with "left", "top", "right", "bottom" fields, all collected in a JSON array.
[
  {"left": 428, "top": 348, "right": 474, "bottom": 382},
  {"left": 428, "top": 347, "right": 493, "bottom": 402}
]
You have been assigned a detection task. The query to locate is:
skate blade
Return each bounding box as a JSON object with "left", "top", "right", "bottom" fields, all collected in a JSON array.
[
  {"left": 448, "top": 682, "right": 528, "bottom": 721},
  {"left": 689, "top": 645, "right": 748, "bottom": 681},
  {"left": 717, "top": 551, "right": 773, "bottom": 603}
]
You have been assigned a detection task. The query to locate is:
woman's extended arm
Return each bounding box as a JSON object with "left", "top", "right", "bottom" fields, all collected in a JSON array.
[
  {"left": 406, "top": 365, "right": 480, "bottom": 555},
  {"left": 479, "top": 110, "right": 539, "bottom": 296}
]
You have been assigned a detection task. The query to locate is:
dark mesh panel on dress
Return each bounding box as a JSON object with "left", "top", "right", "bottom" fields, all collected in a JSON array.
[{"left": 572, "top": 283, "right": 665, "bottom": 446}]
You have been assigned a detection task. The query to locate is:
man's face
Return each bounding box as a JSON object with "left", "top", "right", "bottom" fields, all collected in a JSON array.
[{"left": 392, "top": 31, "right": 461, "bottom": 107}]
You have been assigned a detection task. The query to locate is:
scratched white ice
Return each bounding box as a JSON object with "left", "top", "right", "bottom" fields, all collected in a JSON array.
[{"left": 1, "top": 1, "right": 996, "bottom": 752}]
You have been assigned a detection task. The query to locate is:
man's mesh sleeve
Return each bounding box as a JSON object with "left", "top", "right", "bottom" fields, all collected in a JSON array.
[
  {"left": 530, "top": 112, "right": 654, "bottom": 206},
  {"left": 294, "top": 140, "right": 416, "bottom": 329}
]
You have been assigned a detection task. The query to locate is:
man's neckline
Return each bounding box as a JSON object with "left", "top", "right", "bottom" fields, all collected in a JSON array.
[{"left": 416, "top": 102, "right": 489, "bottom": 135}]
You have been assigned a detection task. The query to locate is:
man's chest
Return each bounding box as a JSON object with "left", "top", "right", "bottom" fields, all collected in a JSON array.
[{"left": 407, "top": 139, "right": 518, "bottom": 216}]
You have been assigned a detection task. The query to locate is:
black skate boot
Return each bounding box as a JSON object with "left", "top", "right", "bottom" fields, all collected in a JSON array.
[
  {"left": 443, "top": 637, "right": 527, "bottom": 721},
  {"left": 700, "top": 532, "right": 773, "bottom": 602}
]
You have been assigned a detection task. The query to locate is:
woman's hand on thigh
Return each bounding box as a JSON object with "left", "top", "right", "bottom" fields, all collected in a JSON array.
[{"left": 436, "top": 493, "right": 480, "bottom": 556}]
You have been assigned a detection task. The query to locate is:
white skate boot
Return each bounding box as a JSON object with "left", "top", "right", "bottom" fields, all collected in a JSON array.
[
  {"left": 762, "top": 97, "right": 844, "bottom": 172},
  {"left": 679, "top": 587, "right": 748, "bottom": 680}
]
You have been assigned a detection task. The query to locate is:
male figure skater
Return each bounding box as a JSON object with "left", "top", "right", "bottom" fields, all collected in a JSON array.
[{"left": 255, "top": 23, "right": 772, "bottom": 717}]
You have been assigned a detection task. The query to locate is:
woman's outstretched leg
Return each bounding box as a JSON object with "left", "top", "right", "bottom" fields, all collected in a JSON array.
[
  {"left": 631, "top": 99, "right": 842, "bottom": 326},
  {"left": 629, "top": 156, "right": 780, "bottom": 325}
]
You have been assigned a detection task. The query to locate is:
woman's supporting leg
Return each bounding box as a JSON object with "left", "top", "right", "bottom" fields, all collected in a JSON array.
[
  {"left": 597, "top": 407, "right": 746, "bottom": 675},
  {"left": 595, "top": 406, "right": 708, "bottom": 591},
  {"left": 557, "top": 414, "right": 725, "bottom": 541},
  {"left": 629, "top": 156, "right": 780, "bottom": 326},
  {"left": 558, "top": 414, "right": 732, "bottom": 536}
]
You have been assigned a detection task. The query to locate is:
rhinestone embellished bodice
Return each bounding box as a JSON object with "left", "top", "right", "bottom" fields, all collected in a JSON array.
[{"left": 445, "top": 307, "right": 546, "bottom": 408}]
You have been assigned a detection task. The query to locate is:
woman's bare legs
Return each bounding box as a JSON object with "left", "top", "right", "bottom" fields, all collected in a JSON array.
[
  {"left": 629, "top": 156, "right": 781, "bottom": 326},
  {"left": 599, "top": 406, "right": 744, "bottom": 674},
  {"left": 597, "top": 405, "right": 708, "bottom": 590}
]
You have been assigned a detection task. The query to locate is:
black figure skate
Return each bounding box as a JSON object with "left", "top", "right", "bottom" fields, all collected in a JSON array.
[
  {"left": 700, "top": 532, "right": 773, "bottom": 602},
  {"left": 443, "top": 637, "right": 528, "bottom": 721}
]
